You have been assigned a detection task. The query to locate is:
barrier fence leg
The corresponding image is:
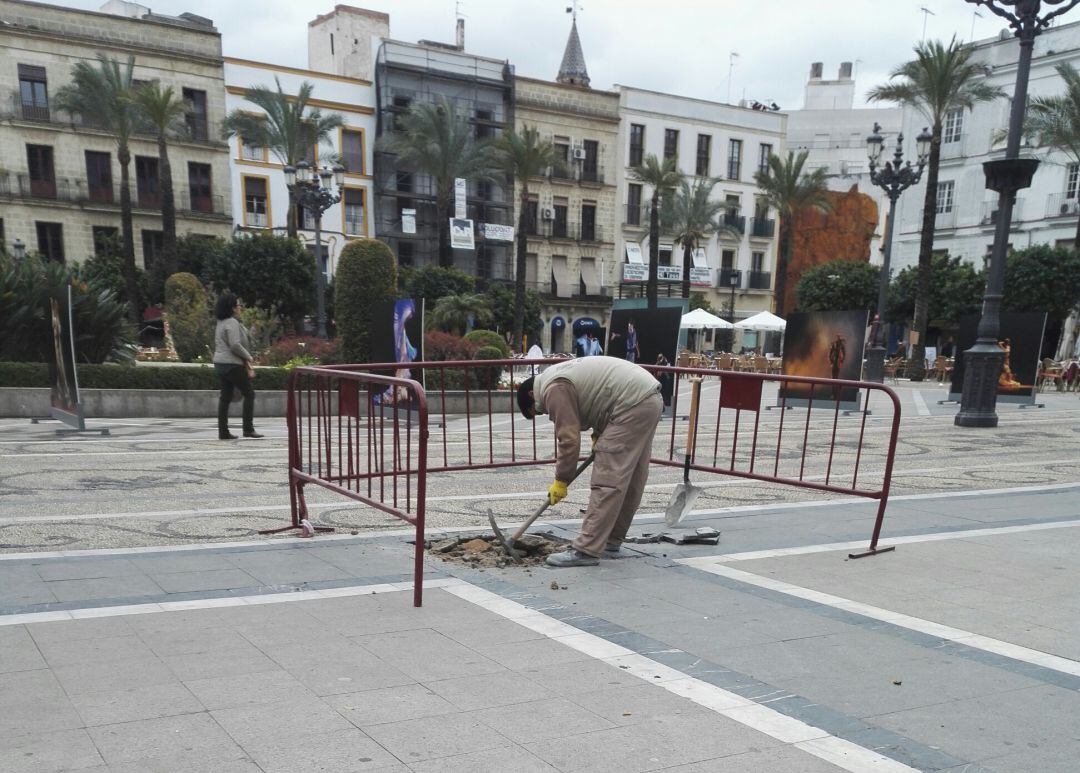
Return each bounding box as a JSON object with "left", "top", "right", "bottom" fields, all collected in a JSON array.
[{"left": 848, "top": 498, "right": 896, "bottom": 559}]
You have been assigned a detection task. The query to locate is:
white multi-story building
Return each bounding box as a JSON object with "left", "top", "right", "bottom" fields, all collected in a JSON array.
[
  {"left": 225, "top": 24, "right": 379, "bottom": 276},
  {"left": 888, "top": 20, "right": 1080, "bottom": 355},
  {"left": 786, "top": 61, "right": 903, "bottom": 260},
  {"left": 613, "top": 86, "right": 786, "bottom": 323}
]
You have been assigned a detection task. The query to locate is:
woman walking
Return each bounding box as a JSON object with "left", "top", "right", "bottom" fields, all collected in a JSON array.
[{"left": 213, "top": 293, "right": 262, "bottom": 440}]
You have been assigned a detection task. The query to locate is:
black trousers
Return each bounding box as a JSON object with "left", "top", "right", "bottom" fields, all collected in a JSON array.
[{"left": 215, "top": 363, "right": 255, "bottom": 436}]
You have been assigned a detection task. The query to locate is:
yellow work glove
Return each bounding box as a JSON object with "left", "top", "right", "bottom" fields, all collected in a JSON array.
[{"left": 548, "top": 479, "right": 569, "bottom": 506}]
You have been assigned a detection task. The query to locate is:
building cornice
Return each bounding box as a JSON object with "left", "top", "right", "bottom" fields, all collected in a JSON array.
[
  {"left": 224, "top": 57, "right": 372, "bottom": 87},
  {"left": 226, "top": 85, "right": 374, "bottom": 115},
  {"left": 515, "top": 99, "right": 620, "bottom": 126}
]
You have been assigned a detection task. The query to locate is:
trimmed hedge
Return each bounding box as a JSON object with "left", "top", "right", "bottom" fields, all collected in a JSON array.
[
  {"left": 0, "top": 362, "right": 291, "bottom": 391},
  {"left": 337, "top": 239, "right": 397, "bottom": 364},
  {"left": 464, "top": 329, "right": 510, "bottom": 358}
]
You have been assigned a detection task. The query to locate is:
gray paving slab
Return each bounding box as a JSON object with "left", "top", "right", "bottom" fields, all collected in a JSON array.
[
  {"left": 149, "top": 567, "right": 262, "bottom": 593},
  {"left": 354, "top": 628, "right": 508, "bottom": 682},
  {"left": 0, "top": 728, "right": 104, "bottom": 773},
  {"left": 0, "top": 669, "right": 85, "bottom": 738},
  {"left": 326, "top": 683, "right": 458, "bottom": 727},
  {"left": 0, "top": 625, "right": 46, "bottom": 673},
  {"left": 657, "top": 746, "right": 847, "bottom": 772},
  {"left": 361, "top": 712, "right": 514, "bottom": 763},
  {"left": 182, "top": 669, "right": 317, "bottom": 711},
  {"left": 67, "top": 682, "right": 204, "bottom": 727},
  {"left": 86, "top": 712, "right": 252, "bottom": 769},
  {"left": 244, "top": 727, "right": 407, "bottom": 772},
  {"left": 423, "top": 670, "right": 557, "bottom": 712}
]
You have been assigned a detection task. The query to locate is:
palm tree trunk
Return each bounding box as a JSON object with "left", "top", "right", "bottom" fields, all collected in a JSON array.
[
  {"left": 117, "top": 144, "right": 140, "bottom": 321},
  {"left": 286, "top": 190, "right": 298, "bottom": 239},
  {"left": 680, "top": 241, "right": 692, "bottom": 299},
  {"left": 647, "top": 193, "right": 660, "bottom": 310},
  {"left": 910, "top": 130, "right": 942, "bottom": 382},
  {"left": 512, "top": 186, "right": 529, "bottom": 352},
  {"left": 158, "top": 134, "right": 177, "bottom": 277},
  {"left": 439, "top": 200, "right": 453, "bottom": 268},
  {"left": 774, "top": 223, "right": 792, "bottom": 317}
]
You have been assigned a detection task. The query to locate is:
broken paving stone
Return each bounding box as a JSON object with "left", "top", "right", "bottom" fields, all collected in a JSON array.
[
  {"left": 550, "top": 580, "right": 559, "bottom": 590},
  {"left": 427, "top": 532, "right": 571, "bottom": 568},
  {"left": 431, "top": 538, "right": 463, "bottom": 553}
]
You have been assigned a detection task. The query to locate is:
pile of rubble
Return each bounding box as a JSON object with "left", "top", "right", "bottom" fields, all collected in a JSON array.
[{"left": 426, "top": 533, "right": 568, "bottom": 568}]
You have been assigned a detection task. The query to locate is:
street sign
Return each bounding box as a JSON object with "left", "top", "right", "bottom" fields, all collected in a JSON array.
[
  {"left": 454, "top": 178, "right": 467, "bottom": 219},
  {"left": 479, "top": 223, "right": 514, "bottom": 242}
]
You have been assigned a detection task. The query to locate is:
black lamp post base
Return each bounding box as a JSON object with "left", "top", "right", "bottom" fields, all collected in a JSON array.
[
  {"left": 864, "top": 345, "right": 885, "bottom": 384},
  {"left": 954, "top": 345, "right": 1005, "bottom": 428}
]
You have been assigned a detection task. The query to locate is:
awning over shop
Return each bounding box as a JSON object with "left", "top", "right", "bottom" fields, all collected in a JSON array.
[
  {"left": 580, "top": 258, "right": 601, "bottom": 296},
  {"left": 551, "top": 255, "right": 573, "bottom": 298}
]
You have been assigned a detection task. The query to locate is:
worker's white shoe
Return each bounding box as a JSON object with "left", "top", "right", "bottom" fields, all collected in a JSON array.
[{"left": 546, "top": 549, "right": 600, "bottom": 567}]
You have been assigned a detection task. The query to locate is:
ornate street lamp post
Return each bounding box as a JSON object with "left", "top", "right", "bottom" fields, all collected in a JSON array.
[
  {"left": 956, "top": 0, "right": 1079, "bottom": 426},
  {"left": 864, "top": 123, "right": 932, "bottom": 383},
  {"left": 284, "top": 160, "right": 345, "bottom": 340},
  {"left": 727, "top": 269, "right": 741, "bottom": 352}
]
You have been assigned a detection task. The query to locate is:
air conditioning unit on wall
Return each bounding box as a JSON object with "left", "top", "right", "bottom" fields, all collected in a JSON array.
[
  {"left": 541, "top": 207, "right": 555, "bottom": 220},
  {"left": 572, "top": 148, "right": 586, "bottom": 160}
]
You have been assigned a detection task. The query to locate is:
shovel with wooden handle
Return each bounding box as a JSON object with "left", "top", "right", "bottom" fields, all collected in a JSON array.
[
  {"left": 665, "top": 376, "right": 703, "bottom": 528},
  {"left": 488, "top": 454, "right": 595, "bottom": 562}
]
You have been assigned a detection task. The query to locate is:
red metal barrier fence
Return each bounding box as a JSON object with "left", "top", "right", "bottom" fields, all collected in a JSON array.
[{"left": 278, "top": 359, "right": 902, "bottom": 605}]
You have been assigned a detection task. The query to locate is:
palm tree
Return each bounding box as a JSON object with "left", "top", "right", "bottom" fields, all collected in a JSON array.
[
  {"left": 54, "top": 54, "right": 140, "bottom": 319},
  {"left": 753, "top": 150, "right": 832, "bottom": 318},
  {"left": 1021, "top": 62, "right": 1080, "bottom": 246},
  {"left": 629, "top": 154, "right": 684, "bottom": 309},
  {"left": 133, "top": 82, "right": 191, "bottom": 279},
  {"left": 222, "top": 77, "right": 344, "bottom": 236},
  {"left": 663, "top": 177, "right": 735, "bottom": 300},
  {"left": 428, "top": 293, "right": 493, "bottom": 336},
  {"left": 868, "top": 37, "right": 1004, "bottom": 380},
  {"left": 493, "top": 125, "right": 561, "bottom": 351},
  {"left": 378, "top": 98, "right": 497, "bottom": 268}
]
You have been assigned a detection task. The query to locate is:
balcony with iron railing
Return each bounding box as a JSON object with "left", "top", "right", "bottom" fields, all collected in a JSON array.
[
  {"left": 526, "top": 220, "right": 604, "bottom": 242},
  {"left": 718, "top": 268, "right": 742, "bottom": 288},
  {"left": 980, "top": 199, "right": 1024, "bottom": 226},
  {"left": 748, "top": 270, "right": 772, "bottom": 290},
  {"left": 179, "top": 189, "right": 228, "bottom": 217},
  {"left": 719, "top": 212, "right": 745, "bottom": 234},
  {"left": 624, "top": 204, "right": 650, "bottom": 227},
  {"left": 750, "top": 216, "right": 775, "bottom": 238},
  {"left": 1046, "top": 192, "right": 1079, "bottom": 218}
]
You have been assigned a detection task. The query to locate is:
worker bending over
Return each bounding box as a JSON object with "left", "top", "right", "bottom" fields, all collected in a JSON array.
[{"left": 517, "top": 357, "right": 662, "bottom": 567}]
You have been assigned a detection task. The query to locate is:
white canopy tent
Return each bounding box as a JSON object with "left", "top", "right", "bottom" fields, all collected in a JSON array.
[
  {"left": 680, "top": 308, "right": 733, "bottom": 330},
  {"left": 734, "top": 311, "right": 786, "bottom": 332}
]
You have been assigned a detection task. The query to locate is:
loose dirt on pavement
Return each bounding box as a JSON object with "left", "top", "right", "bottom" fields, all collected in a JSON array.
[{"left": 425, "top": 532, "right": 569, "bottom": 568}]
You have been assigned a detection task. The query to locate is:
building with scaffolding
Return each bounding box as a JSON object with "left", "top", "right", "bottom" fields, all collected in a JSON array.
[{"left": 363, "top": 22, "right": 515, "bottom": 279}]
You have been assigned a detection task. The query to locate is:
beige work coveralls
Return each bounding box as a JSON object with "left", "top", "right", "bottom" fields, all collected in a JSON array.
[{"left": 536, "top": 358, "right": 663, "bottom": 557}]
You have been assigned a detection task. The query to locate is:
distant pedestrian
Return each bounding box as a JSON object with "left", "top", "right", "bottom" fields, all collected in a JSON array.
[
  {"left": 213, "top": 293, "right": 263, "bottom": 440},
  {"left": 585, "top": 331, "right": 603, "bottom": 356},
  {"left": 624, "top": 320, "right": 640, "bottom": 362},
  {"left": 655, "top": 352, "right": 674, "bottom": 413}
]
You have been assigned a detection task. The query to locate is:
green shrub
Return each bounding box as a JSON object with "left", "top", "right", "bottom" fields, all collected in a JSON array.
[
  {"left": 176, "top": 233, "right": 229, "bottom": 284},
  {"left": 237, "top": 304, "right": 285, "bottom": 361},
  {"left": 164, "top": 273, "right": 213, "bottom": 362},
  {"left": 423, "top": 331, "right": 479, "bottom": 390},
  {"left": 0, "top": 252, "right": 135, "bottom": 364},
  {"left": 464, "top": 329, "right": 510, "bottom": 358},
  {"left": 336, "top": 239, "right": 397, "bottom": 364},
  {"left": 259, "top": 336, "right": 342, "bottom": 366},
  {"left": 0, "top": 361, "right": 291, "bottom": 390},
  {"left": 472, "top": 345, "right": 504, "bottom": 387},
  {"left": 204, "top": 233, "right": 315, "bottom": 324},
  {"left": 401, "top": 265, "right": 474, "bottom": 302}
]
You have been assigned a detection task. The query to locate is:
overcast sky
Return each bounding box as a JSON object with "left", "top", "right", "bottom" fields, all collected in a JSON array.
[{"left": 60, "top": 0, "right": 1032, "bottom": 109}]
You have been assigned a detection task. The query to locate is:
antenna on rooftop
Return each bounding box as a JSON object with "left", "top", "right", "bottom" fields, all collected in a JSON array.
[
  {"left": 727, "top": 51, "right": 739, "bottom": 104},
  {"left": 970, "top": 9, "right": 983, "bottom": 41},
  {"left": 919, "top": 6, "right": 935, "bottom": 41}
]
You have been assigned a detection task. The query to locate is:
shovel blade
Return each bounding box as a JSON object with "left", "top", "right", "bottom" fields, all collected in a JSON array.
[
  {"left": 487, "top": 509, "right": 522, "bottom": 562},
  {"left": 664, "top": 482, "right": 703, "bottom": 528}
]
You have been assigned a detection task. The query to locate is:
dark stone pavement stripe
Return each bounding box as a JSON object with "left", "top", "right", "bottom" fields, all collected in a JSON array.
[
  {"left": 667, "top": 564, "right": 1080, "bottom": 694},
  {"left": 450, "top": 567, "right": 968, "bottom": 773}
]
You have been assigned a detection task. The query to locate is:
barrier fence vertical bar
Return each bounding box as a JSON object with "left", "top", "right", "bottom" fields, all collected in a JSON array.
[
  {"left": 729, "top": 406, "right": 741, "bottom": 470},
  {"left": 749, "top": 386, "right": 761, "bottom": 473},
  {"left": 799, "top": 395, "right": 813, "bottom": 481},
  {"left": 850, "top": 386, "right": 900, "bottom": 559},
  {"left": 306, "top": 375, "right": 313, "bottom": 477},
  {"left": 392, "top": 400, "right": 400, "bottom": 510},
  {"left": 486, "top": 367, "right": 494, "bottom": 464},
  {"left": 464, "top": 365, "right": 473, "bottom": 466},
  {"left": 440, "top": 366, "right": 448, "bottom": 467},
  {"left": 825, "top": 392, "right": 841, "bottom": 485},
  {"left": 852, "top": 388, "right": 872, "bottom": 490},
  {"left": 711, "top": 378, "right": 722, "bottom": 466},
  {"left": 509, "top": 366, "right": 517, "bottom": 463},
  {"left": 413, "top": 382, "right": 429, "bottom": 606},
  {"left": 773, "top": 389, "right": 787, "bottom": 477},
  {"left": 287, "top": 370, "right": 300, "bottom": 526},
  {"left": 668, "top": 370, "right": 680, "bottom": 459}
]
